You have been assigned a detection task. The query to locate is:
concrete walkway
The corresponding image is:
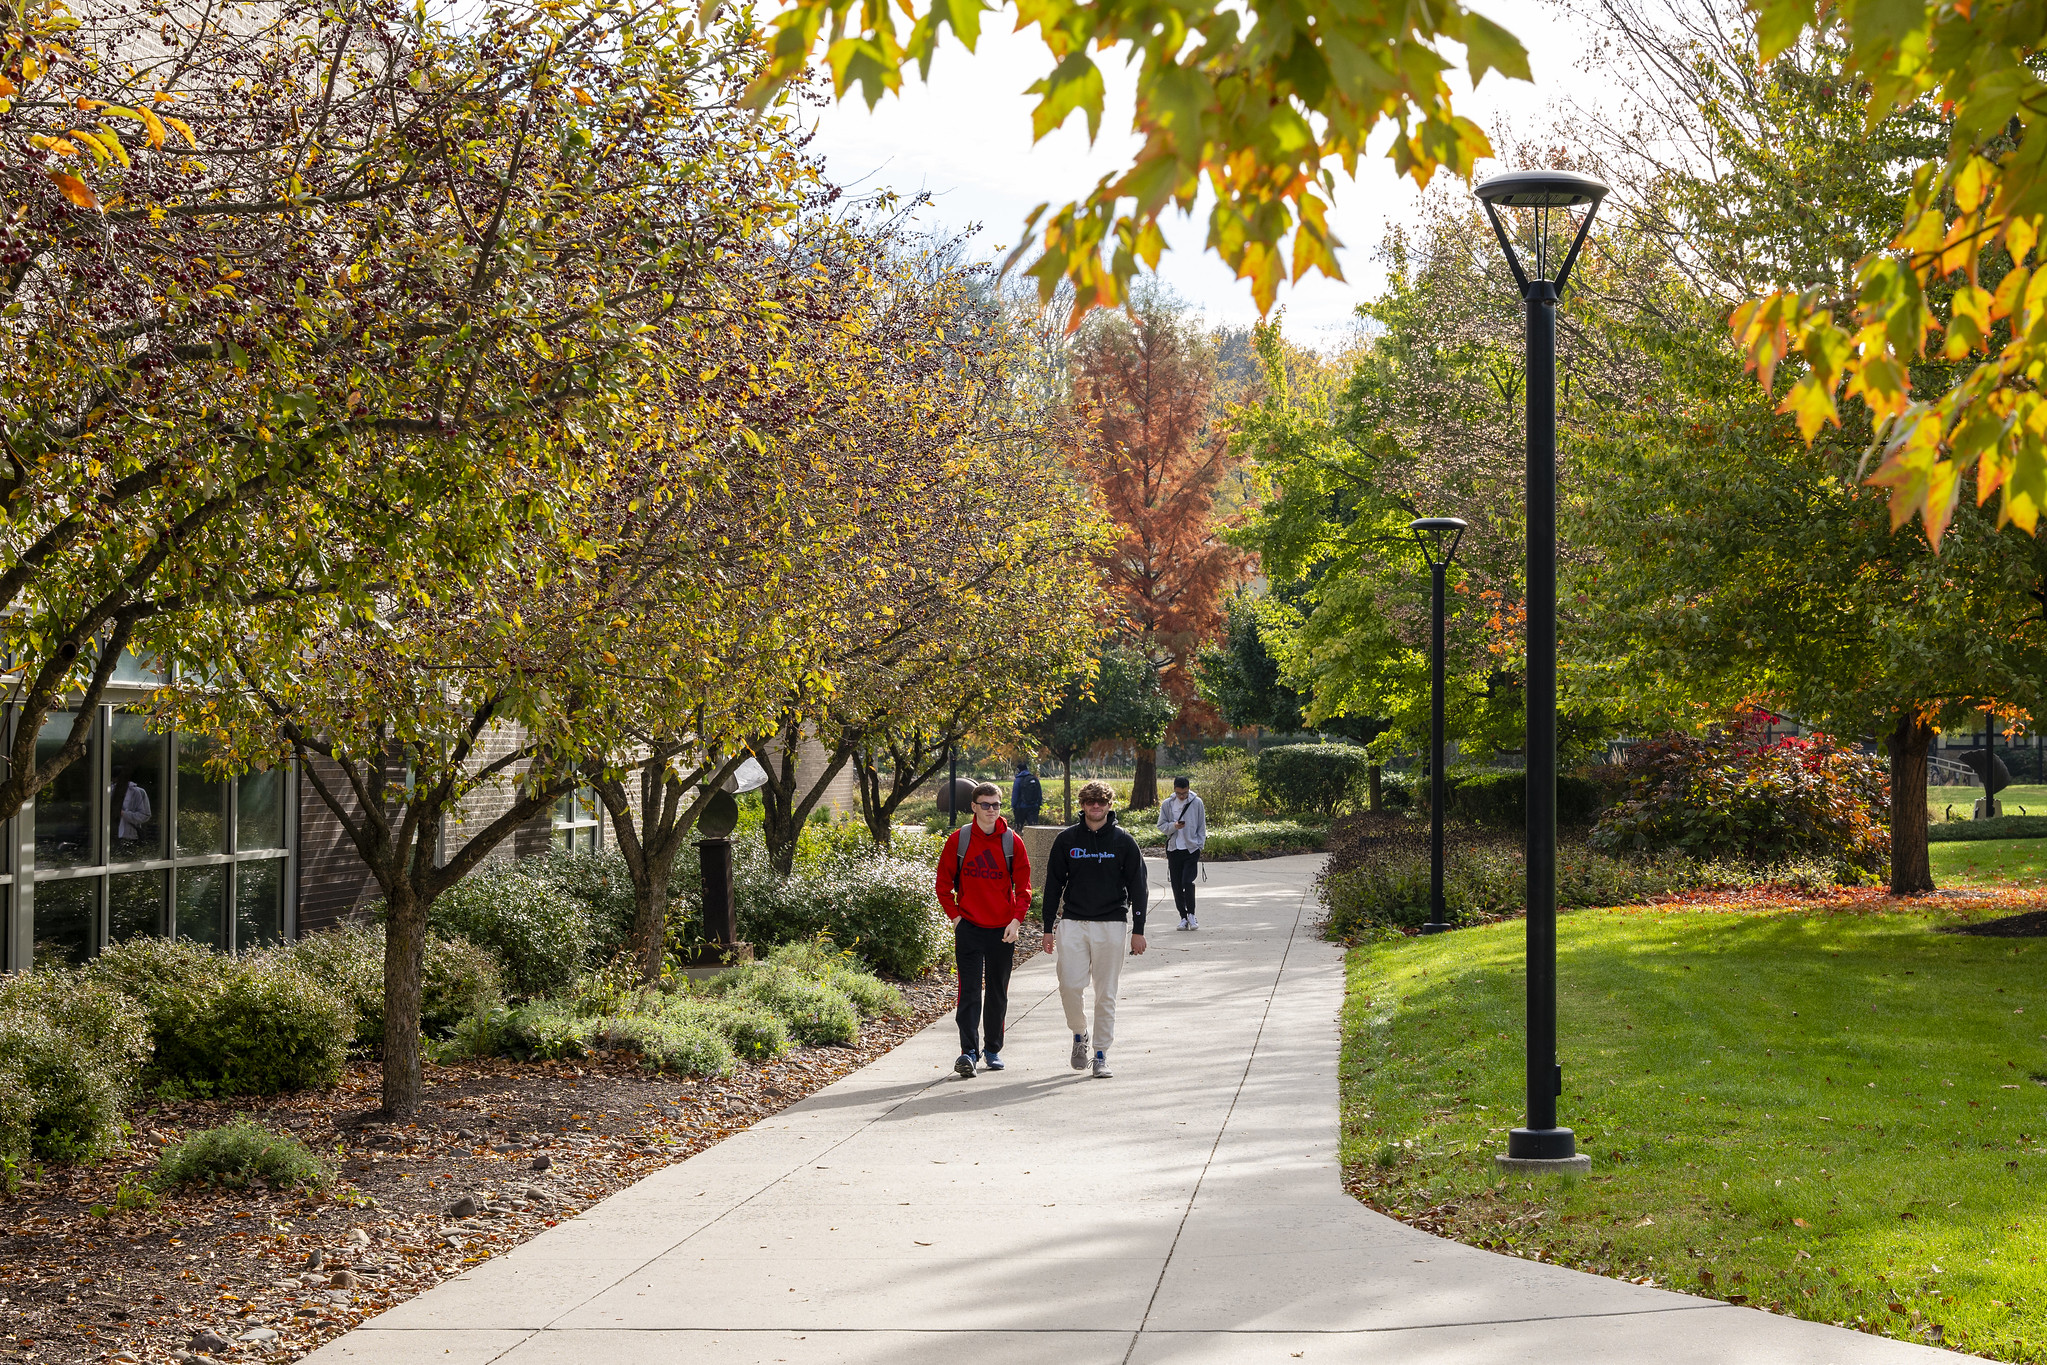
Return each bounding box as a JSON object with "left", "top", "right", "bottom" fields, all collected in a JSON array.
[{"left": 306, "top": 855, "right": 1975, "bottom": 1364}]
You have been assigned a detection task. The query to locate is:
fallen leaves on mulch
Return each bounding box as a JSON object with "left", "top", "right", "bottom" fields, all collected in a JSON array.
[{"left": 0, "top": 974, "right": 954, "bottom": 1365}]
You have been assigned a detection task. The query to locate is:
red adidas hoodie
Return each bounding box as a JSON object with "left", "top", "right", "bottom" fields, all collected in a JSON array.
[{"left": 934, "top": 817, "right": 1033, "bottom": 928}]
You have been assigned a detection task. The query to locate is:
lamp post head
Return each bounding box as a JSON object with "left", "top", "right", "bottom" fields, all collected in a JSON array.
[
  {"left": 1474, "top": 170, "right": 1609, "bottom": 295},
  {"left": 1407, "top": 516, "right": 1468, "bottom": 569}
]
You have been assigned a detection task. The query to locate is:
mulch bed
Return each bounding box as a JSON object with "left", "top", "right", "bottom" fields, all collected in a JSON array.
[{"left": 0, "top": 974, "right": 954, "bottom": 1365}]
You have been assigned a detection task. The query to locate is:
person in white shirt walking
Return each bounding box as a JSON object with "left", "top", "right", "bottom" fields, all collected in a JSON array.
[{"left": 1159, "top": 775, "right": 1206, "bottom": 930}]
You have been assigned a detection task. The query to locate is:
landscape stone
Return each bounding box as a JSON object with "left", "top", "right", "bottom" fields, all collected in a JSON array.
[{"left": 446, "top": 1196, "right": 479, "bottom": 1219}]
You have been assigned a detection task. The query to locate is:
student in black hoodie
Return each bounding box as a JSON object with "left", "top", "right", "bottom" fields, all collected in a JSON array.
[{"left": 1039, "top": 780, "right": 1148, "bottom": 1078}]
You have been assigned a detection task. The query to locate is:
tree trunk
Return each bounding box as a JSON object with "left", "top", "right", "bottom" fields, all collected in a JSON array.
[
  {"left": 1368, "top": 763, "right": 1383, "bottom": 813},
  {"left": 855, "top": 753, "right": 893, "bottom": 849},
  {"left": 381, "top": 883, "right": 426, "bottom": 1120},
  {"left": 595, "top": 753, "right": 736, "bottom": 985},
  {"left": 1062, "top": 757, "right": 1073, "bottom": 823},
  {"left": 1130, "top": 745, "right": 1159, "bottom": 809},
  {"left": 1888, "top": 711, "right": 1934, "bottom": 896}
]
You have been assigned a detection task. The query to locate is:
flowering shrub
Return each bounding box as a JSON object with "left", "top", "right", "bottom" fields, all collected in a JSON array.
[{"left": 1588, "top": 731, "right": 1888, "bottom": 871}]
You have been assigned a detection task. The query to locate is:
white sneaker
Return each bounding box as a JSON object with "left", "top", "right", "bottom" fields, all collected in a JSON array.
[
  {"left": 1178, "top": 915, "right": 1191, "bottom": 931},
  {"left": 1092, "top": 1052, "right": 1113, "bottom": 1078},
  {"left": 1188, "top": 916, "right": 1198, "bottom": 930},
  {"left": 1070, "top": 1032, "right": 1089, "bottom": 1070}
]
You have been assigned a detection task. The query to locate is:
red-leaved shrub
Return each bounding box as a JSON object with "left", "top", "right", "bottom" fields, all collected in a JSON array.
[{"left": 1588, "top": 728, "right": 1888, "bottom": 871}]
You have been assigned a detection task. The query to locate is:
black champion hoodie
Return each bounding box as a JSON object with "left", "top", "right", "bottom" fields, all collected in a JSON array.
[{"left": 1040, "top": 810, "right": 1149, "bottom": 935}]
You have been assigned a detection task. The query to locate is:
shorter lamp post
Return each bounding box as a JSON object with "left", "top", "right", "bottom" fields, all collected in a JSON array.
[{"left": 1408, "top": 517, "right": 1467, "bottom": 936}]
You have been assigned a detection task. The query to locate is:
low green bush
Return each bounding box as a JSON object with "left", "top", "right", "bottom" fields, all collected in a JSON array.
[
  {"left": 729, "top": 853, "right": 946, "bottom": 980},
  {"left": 713, "top": 965, "right": 861, "bottom": 1045},
  {"left": 0, "top": 970, "right": 149, "bottom": 1162},
  {"left": 88, "top": 938, "right": 350, "bottom": 1097},
  {"left": 1442, "top": 769, "right": 1610, "bottom": 828},
  {"left": 428, "top": 868, "right": 598, "bottom": 997},
  {"left": 1257, "top": 744, "right": 1372, "bottom": 816},
  {"left": 1203, "top": 820, "right": 1328, "bottom": 858},
  {"left": 449, "top": 1000, "right": 599, "bottom": 1061},
  {"left": 285, "top": 924, "right": 503, "bottom": 1046},
  {"left": 765, "top": 938, "right": 908, "bottom": 1017},
  {"left": 1927, "top": 814, "right": 2047, "bottom": 842},
  {"left": 1321, "top": 834, "right": 1865, "bottom": 942},
  {"left": 525, "top": 848, "right": 638, "bottom": 961},
  {"left": 151, "top": 1119, "right": 331, "bottom": 1191},
  {"left": 591, "top": 1013, "right": 735, "bottom": 1076}
]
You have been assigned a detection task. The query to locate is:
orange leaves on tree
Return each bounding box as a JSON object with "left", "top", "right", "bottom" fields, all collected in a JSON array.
[{"left": 48, "top": 170, "right": 96, "bottom": 209}]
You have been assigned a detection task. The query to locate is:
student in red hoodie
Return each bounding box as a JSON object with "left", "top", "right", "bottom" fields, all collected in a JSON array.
[{"left": 935, "top": 781, "right": 1033, "bottom": 1078}]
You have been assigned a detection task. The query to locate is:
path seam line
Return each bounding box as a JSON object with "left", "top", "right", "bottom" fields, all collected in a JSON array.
[{"left": 1122, "top": 870, "right": 1314, "bottom": 1364}]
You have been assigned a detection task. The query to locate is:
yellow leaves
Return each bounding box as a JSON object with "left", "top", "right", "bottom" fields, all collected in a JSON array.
[
  {"left": 0, "top": 77, "right": 15, "bottom": 97},
  {"left": 30, "top": 133, "right": 79, "bottom": 157},
  {"left": 2006, "top": 215, "right": 2038, "bottom": 269},
  {"left": 48, "top": 170, "right": 96, "bottom": 209},
  {"left": 1945, "top": 284, "right": 1992, "bottom": 359},
  {"left": 572, "top": 86, "right": 596, "bottom": 106}
]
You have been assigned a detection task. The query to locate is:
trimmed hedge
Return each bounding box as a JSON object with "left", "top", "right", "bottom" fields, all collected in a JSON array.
[
  {"left": 88, "top": 938, "right": 351, "bottom": 1098},
  {"left": 1442, "top": 769, "right": 1610, "bottom": 828},
  {"left": 0, "top": 970, "right": 150, "bottom": 1162},
  {"left": 1256, "top": 744, "right": 1372, "bottom": 816},
  {"left": 1927, "top": 815, "right": 2047, "bottom": 842}
]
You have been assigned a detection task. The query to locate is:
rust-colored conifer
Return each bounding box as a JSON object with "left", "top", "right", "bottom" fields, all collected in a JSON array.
[{"left": 1074, "top": 289, "right": 1250, "bottom": 807}]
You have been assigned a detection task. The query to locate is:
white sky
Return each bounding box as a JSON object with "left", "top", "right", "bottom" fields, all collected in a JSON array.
[{"left": 802, "top": 0, "right": 1594, "bottom": 344}]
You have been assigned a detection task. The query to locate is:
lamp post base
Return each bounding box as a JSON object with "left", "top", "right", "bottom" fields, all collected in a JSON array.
[
  {"left": 1419, "top": 922, "right": 1450, "bottom": 935},
  {"left": 1505, "top": 1125, "right": 1579, "bottom": 1160},
  {"left": 1496, "top": 1152, "right": 1590, "bottom": 1175}
]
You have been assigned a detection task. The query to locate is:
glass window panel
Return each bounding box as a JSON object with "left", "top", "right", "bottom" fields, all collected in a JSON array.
[
  {"left": 109, "top": 869, "right": 166, "bottom": 943},
  {"left": 237, "top": 768, "right": 286, "bottom": 851},
  {"left": 234, "top": 859, "right": 284, "bottom": 950},
  {"left": 33, "top": 877, "right": 96, "bottom": 967},
  {"left": 176, "top": 734, "right": 227, "bottom": 857},
  {"left": 112, "top": 646, "right": 166, "bottom": 684},
  {"left": 176, "top": 865, "right": 228, "bottom": 951},
  {"left": 108, "top": 711, "right": 165, "bottom": 862},
  {"left": 33, "top": 711, "right": 95, "bottom": 869}
]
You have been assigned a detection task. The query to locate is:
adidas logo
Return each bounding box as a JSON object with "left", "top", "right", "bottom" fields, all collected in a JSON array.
[{"left": 965, "top": 848, "right": 1004, "bottom": 877}]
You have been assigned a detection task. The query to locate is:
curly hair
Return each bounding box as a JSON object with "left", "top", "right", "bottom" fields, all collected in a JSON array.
[{"left": 1076, "top": 780, "right": 1116, "bottom": 807}]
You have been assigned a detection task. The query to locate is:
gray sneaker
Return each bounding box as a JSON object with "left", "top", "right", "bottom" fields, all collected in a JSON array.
[
  {"left": 1070, "top": 1033, "right": 1089, "bottom": 1071},
  {"left": 1092, "top": 1052, "right": 1113, "bottom": 1078}
]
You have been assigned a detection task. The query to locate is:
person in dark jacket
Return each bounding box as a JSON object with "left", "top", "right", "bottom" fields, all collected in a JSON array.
[
  {"left": 1039, "top": 780, "right": 1147, "bottom": 1078},
  {"left": 1011, "top": 760, "right": 1044, "bottom": 827}
]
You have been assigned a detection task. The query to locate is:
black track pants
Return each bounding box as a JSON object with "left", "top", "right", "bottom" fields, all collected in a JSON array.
[{"left": 954, "top": 919, "right": 1017, "bottom": 1055}]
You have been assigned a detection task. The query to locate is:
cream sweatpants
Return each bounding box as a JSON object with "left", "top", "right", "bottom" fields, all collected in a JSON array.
[{"left": 1055, "top": 918, "right": 1128, "bottom": 1051}]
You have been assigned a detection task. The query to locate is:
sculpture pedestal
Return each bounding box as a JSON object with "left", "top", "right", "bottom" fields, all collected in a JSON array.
[{"left": 1975, "top": 797, "right": 2004, "bottom": 820}]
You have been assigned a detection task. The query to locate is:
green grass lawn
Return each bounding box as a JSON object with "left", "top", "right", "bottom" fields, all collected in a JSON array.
[
  {"left": 1932, "top": 784, "right": 2047, "bottom": 821},
  {"left": 1342, "top": 905, "right": 2047, "bottom": 1360},
  {"left": 1933, "top": 838, "right": 2047, "bottom": 889}
]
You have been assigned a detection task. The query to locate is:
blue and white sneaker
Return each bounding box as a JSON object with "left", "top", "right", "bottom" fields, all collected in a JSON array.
[
  {"left": 983, "top": 1052, "right": 1004, "bottom": 1071},
  {"left": 1070, "top": 1032, "right": 1089, "bottom": 1070},
  {"left": 1092, "top": 1051, "right": 1113, "bottom": 1078},
  {"left": 954, "top": 1051, "right": 978, "bottom": 1078}
]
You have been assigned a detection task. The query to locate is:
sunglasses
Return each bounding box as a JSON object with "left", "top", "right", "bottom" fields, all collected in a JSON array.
[
  {"left": 973, "top": 800, "right": 999, "bottom": 810},
  {"left": 1081, "top": 798, "right": 1110, "bottom": 807}
]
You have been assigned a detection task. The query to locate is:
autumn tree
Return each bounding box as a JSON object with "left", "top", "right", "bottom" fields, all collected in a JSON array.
[
  {"left": 169, "top": 1, "right": 833, "bottom": 1117},
  {"left": 1028, "top": 644, "right": 1176, "bottom": 821},
  {"left": 1073, "top": 285, "right": 1249, "bottom": 806}
]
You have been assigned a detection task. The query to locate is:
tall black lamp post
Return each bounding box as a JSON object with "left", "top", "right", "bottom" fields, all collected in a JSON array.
[
  {"left": 1475, "top": 169, "right": 1606, "bottom": 1175},
  {"left": 1408, "top": 516, "right": 1467, "bottom": 937}
]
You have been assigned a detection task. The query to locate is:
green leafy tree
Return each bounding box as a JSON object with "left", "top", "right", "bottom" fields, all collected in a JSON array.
[
  {"left": 1029, "top": 645, "right": 1176, "bottom": 820},
  {"left": 1567, "top": 10, "right": 2047, "bottom": 894}
]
